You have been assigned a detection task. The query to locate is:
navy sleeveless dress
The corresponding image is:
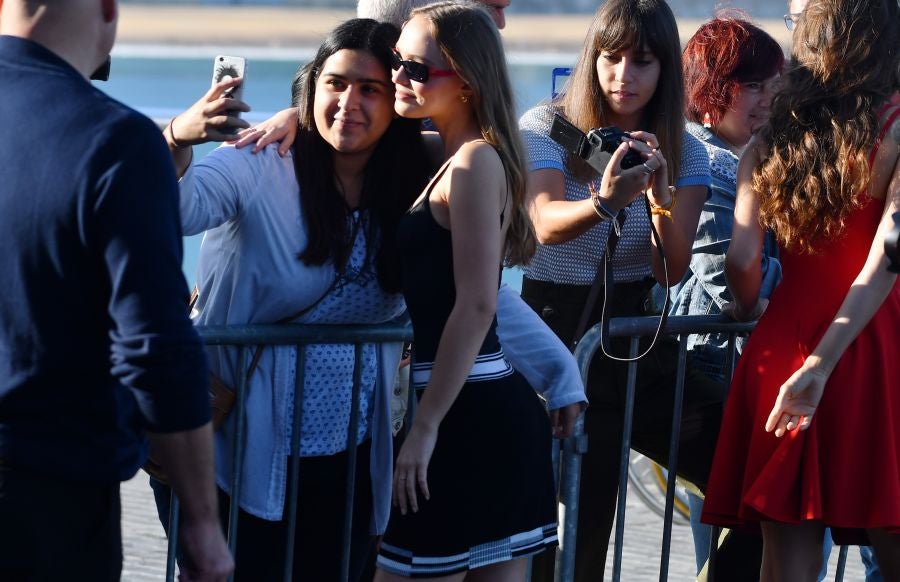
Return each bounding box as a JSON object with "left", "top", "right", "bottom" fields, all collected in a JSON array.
[{"left": 376, "top": 158, "right": 558, "bottom": 577}]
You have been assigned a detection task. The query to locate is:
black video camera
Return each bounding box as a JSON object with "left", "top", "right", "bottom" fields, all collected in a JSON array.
[
  {"left": 549, "top": 113, "right": 644, "bottom": 175},
  {"left": 886, "top": 211, "right": 900, "bottom": 274}
]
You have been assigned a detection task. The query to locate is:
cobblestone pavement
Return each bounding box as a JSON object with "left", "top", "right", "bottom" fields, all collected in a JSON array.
[{"left": 120, "top": 473, "right": 865, "bottom": 581}]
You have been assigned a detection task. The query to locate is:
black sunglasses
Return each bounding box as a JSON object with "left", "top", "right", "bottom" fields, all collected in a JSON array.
[{"left": 390, "top": 48, "right": 456, "bottom": 84}]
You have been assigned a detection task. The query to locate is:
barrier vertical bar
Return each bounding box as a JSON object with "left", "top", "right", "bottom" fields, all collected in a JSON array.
[
  {"left": 705, "top": 331, "right": 738, "bottom": 580},
  {"left": 658, "top": 337, "right": 689, "bottom": 582},
  {"left": 227, "top": 344, "right": 251, "bottom": 578},
  {"left": 554, "top": 413, "right": 587, "bottom": 582},
  {"left": 557, "top": 326, "right": 599, "bottom": 582},
  {"left": 165, "top": 494, "right": 180, "bottom": 582},
  {"left": 282, "top": 346, "right": 307, "bottom": 582},
  {"left": 339, "top": 344, "right": 365, "bottom": 581},
  {"left": 612, "top": 336, "right": 641, "bottom": 582},
  {"left": 835, "top": 545, "right": 848, "bottom": 581}
]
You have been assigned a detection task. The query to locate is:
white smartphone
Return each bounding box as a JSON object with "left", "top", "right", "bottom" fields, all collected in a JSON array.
[{"left": 212, "top": 55, "right": 246, "bottom": 134}]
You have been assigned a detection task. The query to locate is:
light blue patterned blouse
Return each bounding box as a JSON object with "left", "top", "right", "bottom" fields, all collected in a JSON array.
[
  {"left": 179, "top": 143, "right": 403, "bottom": 530},
  {"left": 293, "top": 212, "right": 405, "bottom": 456}
]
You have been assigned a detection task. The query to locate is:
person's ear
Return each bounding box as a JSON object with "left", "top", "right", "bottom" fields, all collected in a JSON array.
[
  {"left": 100, "top": 0, "right": 117, "bottom": 23},
  {"left": 460, "top": 84, "right": 474, "bottom": 103}
]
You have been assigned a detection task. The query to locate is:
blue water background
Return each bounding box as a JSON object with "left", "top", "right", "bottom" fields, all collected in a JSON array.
[{"left": 97, "top": 54, "right": 576, "bottom": 291}]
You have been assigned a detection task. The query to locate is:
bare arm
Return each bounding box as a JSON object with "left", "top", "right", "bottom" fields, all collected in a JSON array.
[
  {"left": 528, "top": 142, "right": 655, "bottom": 244},
  {"left": 392, "top": 142, "right": 505, "bottom": 514},
  {"left": 148, "top": 425, "right": 234, "bottom": 581},
  {"left": 232, "top": 107, "right": 300, "bottom": 157},
  {"left": 766, "top": 120, "right": 900, "bottom": 436},
  {"left": 649, "top": 184, "right": 707, "bottom": 286},
  {"left": 725, "top": 143, "right": 766, "bottom": 317},
  {"left": 620, "top": 131, "right": 709, "bottom": 287}
]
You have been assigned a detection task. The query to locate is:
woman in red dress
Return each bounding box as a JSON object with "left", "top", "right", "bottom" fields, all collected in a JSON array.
[{"left": 701, "top": 0, "right": 900, "bottom": 580}]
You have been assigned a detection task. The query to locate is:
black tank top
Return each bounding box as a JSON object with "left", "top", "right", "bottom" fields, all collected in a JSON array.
[{"left": 396, "top": 155, "right": 506, "bottom": 366}]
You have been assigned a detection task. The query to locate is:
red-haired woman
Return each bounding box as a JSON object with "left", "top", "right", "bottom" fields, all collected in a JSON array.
[{"left": 670, "top": 15, "right": 784, "bottom": 573}]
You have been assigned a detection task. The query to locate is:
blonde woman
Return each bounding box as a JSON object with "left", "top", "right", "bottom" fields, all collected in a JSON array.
[{"left": 374, "top": 2, "right": 557, "bottom": 579}]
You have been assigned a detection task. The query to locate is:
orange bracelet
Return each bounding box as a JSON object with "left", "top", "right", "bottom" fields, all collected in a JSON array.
[{"left": 650, "top": 186, "right": 677, "bottom": 219}]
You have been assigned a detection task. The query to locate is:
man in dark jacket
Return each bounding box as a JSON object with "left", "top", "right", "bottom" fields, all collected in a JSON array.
[{"left": 0, "top": 0, "right": 233, "bottom": 579}]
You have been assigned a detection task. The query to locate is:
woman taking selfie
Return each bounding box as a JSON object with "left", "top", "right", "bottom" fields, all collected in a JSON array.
[{"left": 159, "top": 18, "right": 430, "bottom": 581}]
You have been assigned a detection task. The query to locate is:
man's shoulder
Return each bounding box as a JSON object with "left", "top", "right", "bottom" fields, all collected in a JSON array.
[{"left": 82, "top": 92, "right": 160, "bottom": 146}]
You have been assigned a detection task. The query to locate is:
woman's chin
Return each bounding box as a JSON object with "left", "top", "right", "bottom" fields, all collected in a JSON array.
[{"left": 394, "top": 102, "right": 426, "bottom": 120}]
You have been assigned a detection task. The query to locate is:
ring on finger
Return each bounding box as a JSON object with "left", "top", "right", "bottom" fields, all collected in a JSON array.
[{"left": 641, "top": 162, "right": 655, "bottom": 174}]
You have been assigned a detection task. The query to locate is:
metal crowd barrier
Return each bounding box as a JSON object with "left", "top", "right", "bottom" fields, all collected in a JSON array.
[
  {"left": 560, "top": 314, "right": 850, "bottom": 582},
  {"left": 163, "top": 321, "right": 413, "bottom": 582},
  {"left": 157, "top": 315, "right": 851, "bottom": 582}
]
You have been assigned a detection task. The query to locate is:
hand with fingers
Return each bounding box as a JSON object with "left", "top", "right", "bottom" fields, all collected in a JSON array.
[
  {"left": 233, "top": 107, "right": 300, "bottom": 156},
  {"left": 176, "top": 516, "right": 234, "bottom": 582},
  {"left": 593, "top": 138, "right": 660, "bottom": 210},
  {"left": 166, "top": 76, "right": 252, "bottom": 149},
  {"left": 549, "top": 402, "right": 586, "bottom": 439},
  {"left": 765, "top": 359, "right": 830, "bottom": 437},
  {"left": 627, "top": 130, "right": 671, "bottom": 207},
  {"left": 392, "top": 423, "right": 437, "bottom": 515},
  {"left": 722, "top": 298, "right": 769, "bottom": 322}
]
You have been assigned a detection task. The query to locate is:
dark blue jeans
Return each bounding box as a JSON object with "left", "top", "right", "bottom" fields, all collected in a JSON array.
[{"left": 0, "top": 465, "right": 121, "bottom": 582}]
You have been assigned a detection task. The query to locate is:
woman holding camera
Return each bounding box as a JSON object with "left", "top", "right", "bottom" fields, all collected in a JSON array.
[
  {"left": 518, "top": 0, "right": 760, "bottom": 579},
  {"left": 703, "top": 0, "right": 900, "bottom": 578},
  {"left": 159, "top": 18, "right": 431, "bottom": 581}
]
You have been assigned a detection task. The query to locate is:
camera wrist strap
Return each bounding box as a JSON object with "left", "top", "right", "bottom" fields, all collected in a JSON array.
[
  {"left": 570, "top": 209, "right": 626, "bottom": 352},
  {"left": 597, "top": 196, "right": 670, "bottom": 361}
]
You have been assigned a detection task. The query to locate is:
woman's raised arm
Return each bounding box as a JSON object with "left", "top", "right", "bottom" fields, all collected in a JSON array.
[{"left": 162, "top": 76, "right": 250, "bottom": 177}]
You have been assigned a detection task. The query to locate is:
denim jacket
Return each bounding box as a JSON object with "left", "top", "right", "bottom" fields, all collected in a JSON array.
[{"left": 668, "top": 123, "right": 782, "bottom": 383}]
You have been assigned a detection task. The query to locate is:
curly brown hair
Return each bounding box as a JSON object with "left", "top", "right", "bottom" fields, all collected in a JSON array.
[{"left": 753, "top": 0, "right": 898, "bottom": 254}]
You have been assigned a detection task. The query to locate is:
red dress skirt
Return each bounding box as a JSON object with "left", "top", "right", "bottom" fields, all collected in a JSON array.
[{"left": 702, "top": 190, "right": 900, "bottom": 544}]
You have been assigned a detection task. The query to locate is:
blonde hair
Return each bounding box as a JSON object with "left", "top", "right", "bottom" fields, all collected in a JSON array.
[
  {"left": 411, "top": 0, "right": 536, "bottom": 266},
  {"left": 754, "top": 0, "right": 899, "bottom": 253}
]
